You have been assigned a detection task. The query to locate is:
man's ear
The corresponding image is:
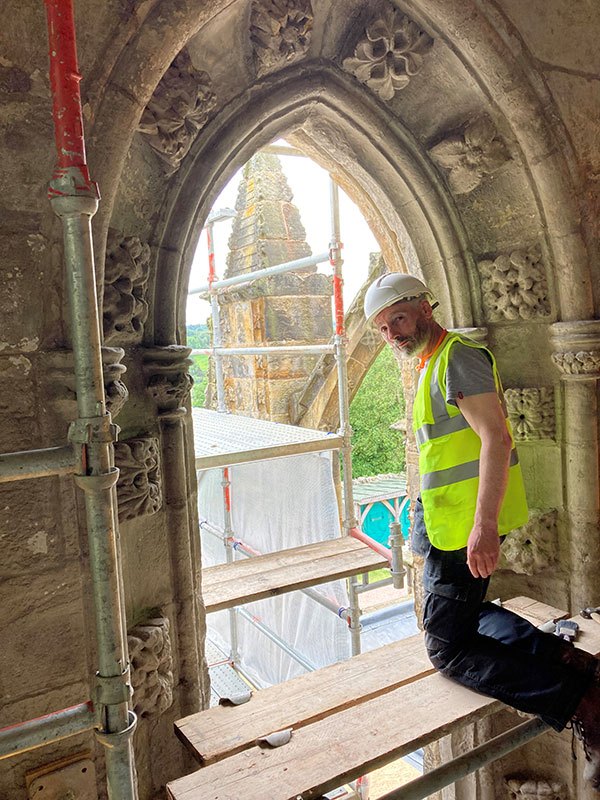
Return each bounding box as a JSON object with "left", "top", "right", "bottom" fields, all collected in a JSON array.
[{"left": 420, "top": 299, "right": 433, "bottom": 319}]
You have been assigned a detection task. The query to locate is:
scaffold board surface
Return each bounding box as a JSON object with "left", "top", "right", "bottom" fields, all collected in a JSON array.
[
  {"left": 176, "top": 634, "right": 433, "bottom": 765},
  {"left": 168, "top": 599, "right": 600, "bottom": 800},
  {"left": 202, "top": 537, "right": 389, "bottom": 613},
  {"left": 192, "top": 408, "right": 343, "bottom": 470}
]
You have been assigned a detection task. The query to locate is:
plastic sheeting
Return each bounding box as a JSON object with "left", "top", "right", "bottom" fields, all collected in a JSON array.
[{"left": 198, "top": 451, "right": 352, "bottom": 686}]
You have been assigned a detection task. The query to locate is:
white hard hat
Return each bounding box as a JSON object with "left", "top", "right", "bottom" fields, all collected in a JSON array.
[{"left": 364, "top": 273, "right": 436, "bottom": 323}]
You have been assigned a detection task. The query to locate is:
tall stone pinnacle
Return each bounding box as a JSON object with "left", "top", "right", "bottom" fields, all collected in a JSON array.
[{"left": 225, "top": 151, "right": 312, "bottom": 277}]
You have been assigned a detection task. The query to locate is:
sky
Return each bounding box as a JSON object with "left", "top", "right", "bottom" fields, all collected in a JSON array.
[{"left": 186, "top": 143, "right": 380, "bottom": 325}]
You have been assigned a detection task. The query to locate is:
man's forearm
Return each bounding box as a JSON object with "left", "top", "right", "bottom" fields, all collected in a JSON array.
[{"left": 474, "top": 434, "right": 512, "bottom": 528}]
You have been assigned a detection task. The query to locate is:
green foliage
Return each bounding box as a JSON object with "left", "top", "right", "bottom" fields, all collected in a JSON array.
[
  {"left": 349, "top": 346, "right": 406, "bottom": 478},
  {"left": 187, "top": 324, "right": 210, "bottom": 407}
]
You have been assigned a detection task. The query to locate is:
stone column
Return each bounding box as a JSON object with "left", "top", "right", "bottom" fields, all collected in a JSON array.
[
  {"left": 143, "top": 345, "right": 204, "bottom": 715},
  {"left": 551, "top": 320, "right": 600, "bottom": 612}
]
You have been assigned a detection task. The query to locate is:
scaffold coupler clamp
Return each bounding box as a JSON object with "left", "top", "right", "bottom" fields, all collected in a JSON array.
[
  {"left": 94, "top": 668, "right": 137, "bottom": 747},
  {"left": 388, "top": 521, "right": 406, "bottom": 590},
  {"left": 555, "top": 619, "right": 579, "bottom": 642}
]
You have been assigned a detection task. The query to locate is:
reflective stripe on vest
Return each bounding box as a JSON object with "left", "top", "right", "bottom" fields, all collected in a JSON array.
[{"left": 412, "top": 332, "right": 529, "bottom": 550}]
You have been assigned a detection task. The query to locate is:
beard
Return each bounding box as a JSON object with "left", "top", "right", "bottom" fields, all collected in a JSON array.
[{"left": 390, "top": 317, "right": 431, "bottom": 361}]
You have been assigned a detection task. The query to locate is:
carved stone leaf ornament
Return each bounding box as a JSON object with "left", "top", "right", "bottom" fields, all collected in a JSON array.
[
  {"left": 552, "top": 350, "right": 600, "bottom": 376},
  {"left": 128, "top": 617, "right": 174, "bottom": 718},
  {"left": 498, "top": 510, "right": 558, "bottom": 575},
  {"left": 138, "top": 49, "right": 217, "bottom": 173},
  {"left": 343, "top": 8, "right": 433, "bottom": 101},
  {"left": 505, "top": 776, "right": 567, "bottom": 800},
  {"left": 251, "top": 0, "right": 314, "bottom": 76},
  {"left": 430, "top": 116, "right": 510, "bottom": 194},
  {"left": 104, "top": 231, "right": 151, "bottom": 345},
  {"left": 477, "top": 246, "right": 550, "bottom": 322},
  {"left": 504, "top": 387, "right": 555, "bottom": 441},
  {"left": 115, "top": 438, "right": 162, "bottom": 522}
]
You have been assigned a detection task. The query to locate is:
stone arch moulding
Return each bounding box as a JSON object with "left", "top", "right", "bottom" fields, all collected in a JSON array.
[
  {"left": 91, "top": 0, "right": 592, "bottom": 327},
  {"left": 150, "top": 63, "right": 479, "bottom": 346}
]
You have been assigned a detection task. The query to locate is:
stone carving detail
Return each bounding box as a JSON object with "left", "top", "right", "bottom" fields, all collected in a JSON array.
[
  {"left": 251, "top": 0, "right": 313, "bottom": 77},
  {"left": 343, "top": 7, "right": 433, "bottom": 101},
  {"left": 102, "top": 346, "right": 129, "bottom": 418},
  {"left": 552, "top": 350, "right": 600, "bottom": 377},
  {"left": 45, "top": 348, "right": 128, "bottom": 421},
  {"left": 505, "top": 776, "right": 567, "bottom": 800},
  {"left": 477, "top": 246, "right": 550, "bottom": 322},
  {"left": 144, "top": 346, "right": 194, "bottom": 416},
  {"left": 128, "top": 617, "right": 174, "bottom": 718},
  {"left": 114, "top": 438, "right": 162, "bottom": 522},
  {"left": 504, "top": 387, "right": 555, "bottom": 441},
  {"left": 430, "top": 117, "right": 510, "bottom": 194},
  {"left": 138, "top": 49, "right": 217, "bottom": 174},
  {"left": 104, "top": 231, "right": 151, "bottom": 345},
  {"left": 499, "top": 510, "right": 558, "bottom": 575}
]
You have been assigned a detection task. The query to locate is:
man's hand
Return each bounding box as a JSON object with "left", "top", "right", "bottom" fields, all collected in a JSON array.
[{"left": 467, "top": 521, "right": 500, "bottom": 578}]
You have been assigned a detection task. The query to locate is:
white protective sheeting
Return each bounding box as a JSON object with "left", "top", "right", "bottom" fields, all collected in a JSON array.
[{"left": 198, "top": 451, "right": 351, "bottom": 685}]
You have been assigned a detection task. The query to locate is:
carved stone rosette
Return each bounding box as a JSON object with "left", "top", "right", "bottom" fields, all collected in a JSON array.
[
  {"left": 114, "top": 437, "right": 162, "bottom": 522},
  {"left": 128, "top": 617, "right": 174, "bottom": 718},
  {"left": 498, "top": 510, "right": 558, "bottom": 575},
  {"left": 504, "top": 776, "right": 567, "bottom": 800},
  {"left": 104, "top": 231, "right": 151, "bottom": 345},
  {"left": 143, "top": 345, "right": 194, "bottom": 418},
  {"left": 138, "top": 49, "right": 217, "bottom": 174},
  {"left": 251, "top": 0, "right": 313, "bottom": 77},
  {"left": 550, "top": 320, "right": 600, "bottom": 380},
  {"left": 343, "top": 7, "right": 433, "bottom": 101},
  {"left": 504, "top": 387, "right": 555, "bottom": 441},
  {"left": 477, "top": 246, "right": 550, "bottom": 322},
  {"left": 430, "top": 116, "right": 510, "bottom": 195}
]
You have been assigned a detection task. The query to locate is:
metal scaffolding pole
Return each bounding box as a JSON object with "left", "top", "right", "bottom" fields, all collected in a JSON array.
[
  {"left": 0, "top": 445, "right": 76, "bottom": 483},
  {"left": 329, "top": 177, "right": 361, "bottom": 657},
  {"left": 43, "top": 2, "right": 137, "bottom": 797},
  {"left": 221, "top": 468, "right": 240, "bottom": 665},
  {"left": 192, "top": 344, "right": 335, "bottom": 357}
]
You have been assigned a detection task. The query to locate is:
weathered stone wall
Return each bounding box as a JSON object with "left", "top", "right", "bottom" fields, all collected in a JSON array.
[{"left": 1, "top": 1, "right": 599, "bottom": 798}]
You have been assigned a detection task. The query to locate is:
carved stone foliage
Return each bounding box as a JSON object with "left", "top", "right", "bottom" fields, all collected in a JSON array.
[
  {"left": 45, "top": 347, "right": 128, "bottom": 421},
  {"left": 499, "top": 510, "right": 558, "bottom": 575},
  {"left": 138, "top": 49, "right": 217, "bottom": 174},
  {"left": 104, "top": 231, "right": 151, "bottom": 345},
  {"left": 430, "top": 116, "right": 510, "bottom": 194},
  {"left": 343, "top": 7, "right": 433, "bottom": 101},
  {"left": 505, "top": 776, "right": 567, "bottom": 800},
  {"left": 144, "top": 346, "right": 194, "bottom": 417},
  {"left": 504, "top": 387, "right": 555, "bottom": 441},
  {"left": 114, "top": 438, "right": 162, "bottom": 522},
  {"left": 251, "top": 0, "right": 313, "bottom": 77},
  {"left": 477, "top": 246, "right": 550, "bottom": 322},
  {"left": 552, "top": 350, "right": 600, "bottom": 377},
  {"left": 128, "top": 617, "right": 174, "bottom": 718}
]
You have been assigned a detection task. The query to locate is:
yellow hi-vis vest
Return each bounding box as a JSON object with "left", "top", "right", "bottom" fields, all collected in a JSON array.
[{"left": 412, "top": 332, "right": 529, "bottom": 550}]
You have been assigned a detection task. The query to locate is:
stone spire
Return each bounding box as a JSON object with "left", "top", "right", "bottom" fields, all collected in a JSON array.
[
  {"left": 211, "top": 150, "right": 332, "bottom": 422},
  {"left": 225, "top": 151, "right": 312, "bottom": 277}
]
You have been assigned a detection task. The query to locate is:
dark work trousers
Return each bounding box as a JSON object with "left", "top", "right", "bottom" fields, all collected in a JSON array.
[{"left": 413, "top": 498, "right": 594, "bottom": 731}]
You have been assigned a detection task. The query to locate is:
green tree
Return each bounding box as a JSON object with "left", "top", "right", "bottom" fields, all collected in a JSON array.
[
  {"left": 349, "top": 346, "right": 405, "bottom": 478},
  {"left": 186, "top": 324, "right": 210, "bottom": 407}
]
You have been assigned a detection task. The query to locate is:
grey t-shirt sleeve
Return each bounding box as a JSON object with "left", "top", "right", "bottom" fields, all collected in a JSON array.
[{"left": 445, "top": 342, "right": 496, "bottom": 406}]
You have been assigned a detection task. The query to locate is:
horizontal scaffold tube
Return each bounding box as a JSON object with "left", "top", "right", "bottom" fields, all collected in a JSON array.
[
  {"left": 350, "top": 527, "right": 392, "bottom": 563},
  {"left": 192, "top": 344, "right": 334, "bottom": 357},
  {"left": 379, "top": 718, "right": 548, "bottom": 800},
  {"left": 235, "top": 607, "right": 318, "bottom": 672},
  {"left": 0, "top": 445, "right": 76, "bottom": 484},
  {"left": 189, "top": 252, "right": 330, "bottom": 295},
  {"left": 0, "top": 702, "right": 96, "bottom": 760}
]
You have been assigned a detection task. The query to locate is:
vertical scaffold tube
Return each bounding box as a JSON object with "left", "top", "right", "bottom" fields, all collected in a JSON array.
[
  {"left": 43, "top": 2, "right": 137, "bottom": 798},
  {"left": 329, "top": 178, "right": 361, "bottom": 655},
  {"left": 221, "top": 467, "right": 240, "bottom": 664}
]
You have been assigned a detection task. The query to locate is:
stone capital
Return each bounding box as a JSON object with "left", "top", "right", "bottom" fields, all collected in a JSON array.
[
  {"left": 143, "top": 345, "right": 193, "bottom": 417},
  {"left": 550, "top": 320, "right": 600, "bottom": 379}
]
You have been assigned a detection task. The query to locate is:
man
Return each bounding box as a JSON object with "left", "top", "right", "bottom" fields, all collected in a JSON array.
[{"left": 364, "top": 272, "right": 600, "bottom": 790}]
